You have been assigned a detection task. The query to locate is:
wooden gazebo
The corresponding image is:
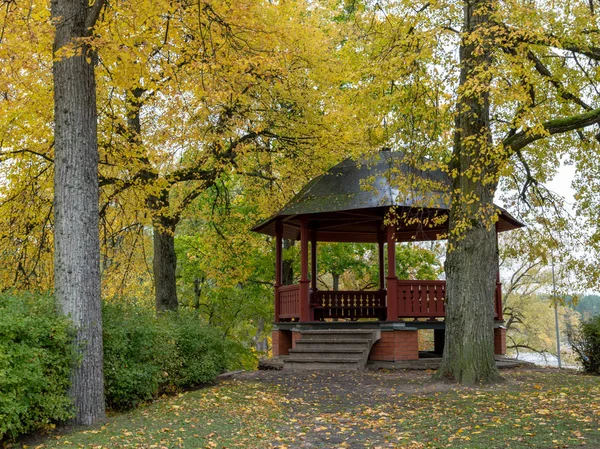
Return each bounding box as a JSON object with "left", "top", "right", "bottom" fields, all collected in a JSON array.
[{"left": 252, "top": 151, "right": 524, "bottom": 368}]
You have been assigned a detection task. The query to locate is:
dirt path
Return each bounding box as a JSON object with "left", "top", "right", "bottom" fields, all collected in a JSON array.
[{"left": 235, "top": 368, "right": 542, "bottom": 448}]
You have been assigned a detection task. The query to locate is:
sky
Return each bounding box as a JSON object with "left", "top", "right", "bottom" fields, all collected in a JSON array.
[{"left": 546, "top": 164, "right": 576, "bottom": 206}]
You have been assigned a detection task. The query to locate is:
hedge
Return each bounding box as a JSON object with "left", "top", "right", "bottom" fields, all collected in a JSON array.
[
  {"left": 0, "top": 292, "right": 75, "bottom": 440},
  {"left": 103, "top": 303, "right": 240, "bottom": 410},
  {"left": 0, "top": 293, "right": 249, "bottom": 441}
]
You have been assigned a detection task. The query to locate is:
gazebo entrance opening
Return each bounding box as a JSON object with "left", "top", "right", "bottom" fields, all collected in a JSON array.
[{"left": 252, "top": 151, "right": 523, "bottom": 367}]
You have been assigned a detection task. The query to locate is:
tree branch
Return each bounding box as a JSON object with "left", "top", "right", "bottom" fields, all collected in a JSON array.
[
  {"left": 85, "top": 0, "right": 107, "bottom": 33},
  {"left": 503, "top": 107, "right": 600, "bottom": 154},
  {"left": 526, "top": 50, "right": 592, "bottom": 111}
]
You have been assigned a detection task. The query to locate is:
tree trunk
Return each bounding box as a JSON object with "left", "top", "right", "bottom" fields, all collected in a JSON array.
[
  {"left": 193, "top": 276, "right": 204, "bottom": 309},
  {"left": 52, "top": 0, "right": 106, "bottom": 425},
  {"left": 152, "top": 206, "right": 179, "bottom": 312},
  {"left": 254, "top": 317, "right": 268, "bottom": 353},
  {"left": 332, "top": 273, "right": 340, "bottom": 291},
  {"left": 437, "top": 0, "right": 501, "bottom": 384}
]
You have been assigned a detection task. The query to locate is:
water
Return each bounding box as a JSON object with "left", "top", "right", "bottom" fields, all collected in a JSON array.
[{"left": 513, "top": 351, "right": 579, "bottom": 369}]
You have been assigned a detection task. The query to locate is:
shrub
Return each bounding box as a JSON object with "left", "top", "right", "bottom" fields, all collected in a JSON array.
[
  {"left": 166, "top": 312, "right": 231, "bottom": 389},
  {"left": 0, "top": 292, "right": 75, "bottom": 440},
  {"left": 102, "top": 303, "right": 173, "bottom": 410},
  {"left": 102, "top": 304, "right": 250, "bottom": 410},
  {"left": 568, "top": 315, "right": 600, "bottom": 374},
  {"left": 0, "top": 293, "right": 254, "bottom": 437}
]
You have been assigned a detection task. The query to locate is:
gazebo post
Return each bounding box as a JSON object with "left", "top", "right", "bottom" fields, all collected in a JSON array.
[
  {"left": 299, "top": 217, "right": 311, "bottom": 322},
  {"left": 310, "top": 226, "right": 317, "bottom": 292},
  {"left": 274, "top": 220, "right": 282, "bottom": 322},
  {"left": 386, "top": 225, "right": 398, "bottom": 321},
  {"left": 377, "top": 231, "right": 385, "bottom": 291}
]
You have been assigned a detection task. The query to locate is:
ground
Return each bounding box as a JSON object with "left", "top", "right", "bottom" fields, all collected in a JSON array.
[{"left": 18, "top": 367, "right": 600, "bottom": 449}]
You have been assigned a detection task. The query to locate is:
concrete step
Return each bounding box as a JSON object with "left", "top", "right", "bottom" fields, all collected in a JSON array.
[
  {"left": 294, "top": 341, "right": 369, "bottom": 351},
  {"left": 283, "top": 359, "right": 362, "bottom": 371},
  {"left": 299, "top": 330, "right": 377, "bottom": 341},
  {"left": 291, "top": 346, "right": 366, "bottom": 354},
  {"left": 289, "top": 351, "right": 364, "bottom": 361}
]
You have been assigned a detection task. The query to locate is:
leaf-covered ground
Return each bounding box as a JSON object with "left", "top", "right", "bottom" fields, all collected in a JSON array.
[{"left": 21, "top": 367, "right": 600, "bottom": 449}]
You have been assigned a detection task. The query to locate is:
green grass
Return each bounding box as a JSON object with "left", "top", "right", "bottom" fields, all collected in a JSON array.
[{"left": 15, "top": 368, "right": 600, "bottom": 449}]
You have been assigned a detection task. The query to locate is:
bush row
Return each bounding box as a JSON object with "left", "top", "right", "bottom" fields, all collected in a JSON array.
[
  {"left": 103, "top": 302, "right": 246, "bottom": 410},
  {"left": 0, "top": 292, "right": 248, "bottom": 441}
]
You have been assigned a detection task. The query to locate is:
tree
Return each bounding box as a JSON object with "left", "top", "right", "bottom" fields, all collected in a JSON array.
[
  {"left": 52, "top": 0, "right": 107, "bottom": 424},
  {"left": 339, "top": 0, "right": 600, "bottom": 383},
  {"left": 92, "top": 0, "right": 353, "bottom": 312}
]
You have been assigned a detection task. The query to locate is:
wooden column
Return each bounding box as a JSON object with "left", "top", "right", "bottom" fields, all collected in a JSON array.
[
  {"left": 299, "top": 217, "right": 311, "bottom": 322},
  {"left": 274, "top": 220, "right": 283, "bottom": 322},
  {"left": 310, "top": 227, "right": 317, "bottom": 292},
  {"left": 495, "top": 229, "right": 503, "bottom": 320},
  {"left": 386, "top": 225, "right": 398, "bottom": 321},
  {"left": 378, "top": 231, "right": 385, "bottom": 291}
]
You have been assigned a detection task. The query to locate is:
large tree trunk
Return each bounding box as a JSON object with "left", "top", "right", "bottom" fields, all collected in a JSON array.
[
  {"left": 52, "top": 0, "right": 106, "bottom": 425},
  {"left": 148, "top": 188, "right": 179, "bottom": 312},
  {"left": 437, "top": 0, "right": 501, "bottom": 384}
]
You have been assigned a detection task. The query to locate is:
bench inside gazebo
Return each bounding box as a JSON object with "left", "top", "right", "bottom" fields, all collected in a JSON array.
[{"left": 252, "top": 151, "right": 523, "bottom": 370}]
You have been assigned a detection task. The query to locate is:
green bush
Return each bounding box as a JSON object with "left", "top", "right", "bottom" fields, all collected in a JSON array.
[
  {"left": 569, "top": 315, "right": 600, "bottom": 374},
  {"left": 102, "top": 303, "right": 172, "bottom": 410},
  {"left": 167, "top": 312, "right": 231, "bottom": 388},
  {"left": 102, "top": 304, "right": 248, "bottom": 410},
  {"left": 0, "top": 292, "right": 75, "bottom": 440},
  {"left": 0, "top": 293, "right": 253, "bottom": 439}
]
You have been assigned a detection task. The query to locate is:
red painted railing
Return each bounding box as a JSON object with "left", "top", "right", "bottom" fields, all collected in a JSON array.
[
  {"left": 277, "top": 284, "right": 300, "bottom": 320},
  {"left": 275, "top": 281, "right": 503, "bottom": 321},
  {"left": 396, "top": 280, "right": 503, "bottom": 319},
  {"left": 311, "top": 290, "right": 386, "bottom": 320},
  {"left": 397, "top": 280, "right": 446, "bottom": 318}
]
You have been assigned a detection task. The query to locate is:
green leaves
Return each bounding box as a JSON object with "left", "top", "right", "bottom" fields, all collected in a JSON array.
[{"left": 0, "top": 292, "right": 75, "bottom": 440}]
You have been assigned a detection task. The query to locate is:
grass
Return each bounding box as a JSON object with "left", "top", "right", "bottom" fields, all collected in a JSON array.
[{"left": 14, "top": 368, "right": 600, "bottom": 449}]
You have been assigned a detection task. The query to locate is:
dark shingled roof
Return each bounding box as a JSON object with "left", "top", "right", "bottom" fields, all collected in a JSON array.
[{"left": 252, "top": 151, "right": 524, "bottom": 242}]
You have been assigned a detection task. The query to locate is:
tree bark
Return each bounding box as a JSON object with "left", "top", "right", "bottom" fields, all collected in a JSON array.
[
  {"left": 150, "top": 190, "right": 179, "bottom": 312},
  {"left": 332, "top": 273, "right": 340, "bottom": 291},
  {"left": 52, "top": 0, "right": 106, "bottom": 425},
  {"left": 437, "top": 0, "right": 502, "bottom": 384}
]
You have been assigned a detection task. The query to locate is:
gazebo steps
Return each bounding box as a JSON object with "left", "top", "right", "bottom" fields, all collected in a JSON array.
[
  {"left": 288, "top": 351, "right": 364, "bottom": 362},
  {"left": 284, "top": 359, "right": 364, "bottom": 371},
  {"left": 290, "top": 347, "right": 366, "bottom": 354},
  {"left": 290, "top": 340, "right": 370, "bottom": 351},
  {"left": 283, "top": 329, "right": 380, "bottom": 371}
]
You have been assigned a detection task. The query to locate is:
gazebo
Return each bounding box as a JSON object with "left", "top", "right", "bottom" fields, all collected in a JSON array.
[{"left": 252, "top": 151, "right": 524, "bottom": 369}]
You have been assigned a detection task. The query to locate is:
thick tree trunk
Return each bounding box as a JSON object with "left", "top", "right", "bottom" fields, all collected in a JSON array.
[
  {"left": 152, "top": 210, "right": 179, "bottom": 312},
  {"left": 437, "top": 0, "right": 501, "bottom": 384},
  {"left": 52, "top": 0, "right": 105, "bottom": 425}
]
